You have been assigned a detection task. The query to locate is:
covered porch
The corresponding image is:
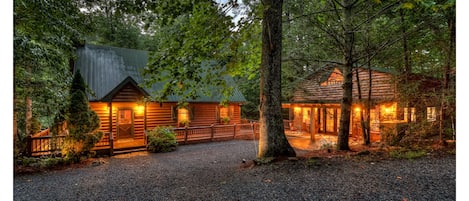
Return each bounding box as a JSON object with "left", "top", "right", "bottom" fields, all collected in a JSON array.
[
  {"left": 282, "top": 103, "right": 383, "bottom": 145},
  {"left": 284, "top": 130, "right": 366, "bottom": 151}
]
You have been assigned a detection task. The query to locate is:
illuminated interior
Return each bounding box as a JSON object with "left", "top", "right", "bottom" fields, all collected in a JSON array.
[
  {"left": 380, "top": 102, "right": 397, "bottom": 122},
  {"left": 118, "top": 109, "right": 132, "bottom": 125},
  {"left": 178, "top": 108, "right": 189, "bottom": 123},
  {"left": 220, "top": 107, "right": 229, "bottom": 118},
  {"left": 427, "top": 107, "right": 436, "bottom": 122},
  {"left": 302, "top": 108, "right": 311, "bottom": 124},
  {"left": 326, "top": 108, "right": 335, "bottom": 132}
]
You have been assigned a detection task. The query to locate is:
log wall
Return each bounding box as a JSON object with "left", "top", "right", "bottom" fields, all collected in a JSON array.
[{"left": 293, "top": 67, "right": 396, "bottom": 103}]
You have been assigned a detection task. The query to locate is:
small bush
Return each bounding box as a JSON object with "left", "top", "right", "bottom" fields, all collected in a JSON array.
[
  {"left": 15, "top": 156, "right": 65, "bottom": 170},
  {"left": 319, "top": 139, "right": 336, "bottom": 151},
  {"left": 147, "top": 126, "right": 178, "bottom": 153}
]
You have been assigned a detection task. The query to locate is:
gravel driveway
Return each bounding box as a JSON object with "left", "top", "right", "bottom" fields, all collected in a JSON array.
[{"left": 14, "top": 140, "right": 455, "bottom": 201}]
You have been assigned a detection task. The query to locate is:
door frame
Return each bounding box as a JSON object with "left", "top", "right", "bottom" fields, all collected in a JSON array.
[{"left": 117, "top": 108, "right": 134, "bottom": 139}]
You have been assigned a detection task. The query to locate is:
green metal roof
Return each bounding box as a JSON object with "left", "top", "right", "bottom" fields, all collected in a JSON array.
[{"left": 73, "top": 44, "right": 246, "bottom": 103}]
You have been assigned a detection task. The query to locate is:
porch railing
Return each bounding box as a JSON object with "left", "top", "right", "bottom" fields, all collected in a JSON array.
[
  {"left": 27, "top": 132, "right": 112, "bottom": 157},
  {"left": 27, "top": 135, "right": 66, "bottom": 156},
  {"left": 27, "top": 123, "right": 260, "bottom": 156},
  {"left": 172, "top": 123, "right": 259, "bottom": 144}
]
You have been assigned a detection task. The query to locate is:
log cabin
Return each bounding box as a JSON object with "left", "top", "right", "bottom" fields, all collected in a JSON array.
[
  {"left": 282, "top": 64, "right": 442, "bottom": 143},
  {"left": 73, "top": 44, "right": 246, "bottom": 151}
]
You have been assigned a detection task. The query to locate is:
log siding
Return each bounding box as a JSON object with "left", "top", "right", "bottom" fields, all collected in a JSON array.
[{"left": 293, "top": 67, "right": 396, "bottom": 103}]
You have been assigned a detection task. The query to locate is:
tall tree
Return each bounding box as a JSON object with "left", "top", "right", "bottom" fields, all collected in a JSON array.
[
  {"left": 78, "top": 0, "right": 147, "bottom": 49},
  {"left": 336, "top": 0, "right": 355, "bottom": 150},
  {"left": 63, "top": 70, "right": 103, "bottom": 162},
  {"left": 14, "top": 0, "right": 86, "bottom": 154},
  {"left": 141, "top": 0, "right": 236, "bottom": 104},
  {"left": 258, "top": 0, "right": 296, "bottom": 157}
]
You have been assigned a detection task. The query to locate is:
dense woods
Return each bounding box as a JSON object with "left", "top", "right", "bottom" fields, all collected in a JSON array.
[{"left": 14, "top": 0, "right": 456, "bottom": 156}]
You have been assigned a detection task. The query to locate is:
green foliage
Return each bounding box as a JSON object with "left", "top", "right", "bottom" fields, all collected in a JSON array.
[
  {"left": 141, "top": 0, "right": 237, "bottom": 104},
  {"left": 70, "top": 69, "right": 87, "bottom": 96},
  {"left": 63, "top": 71, "right": 103, "bottom": 161},
  {"left": 306, "top": 157, "right": 321, "bottom": 167},
  {"left": 389, "top": 149, "right": 427, "bottom": 159},
  {"left": 221, "top": 116, "right": 231, "bottom": 124},
  {"left": 15, "top": 156, "right": 66, "bottom": 170},
  {"left": 254, "top": 157, "right": 275, "bottom": 165},
  {"left": 179, "top": 119, "right": 191, "bottom": 127},
  {"left": 146, "top": 126, "right": 178, "bottom": 153},
  {"left": 79, "top": 0, "right": 147, "bottom": 49},
  {"left": 14, "top": 0, "right": 87, "bottom": 156}
]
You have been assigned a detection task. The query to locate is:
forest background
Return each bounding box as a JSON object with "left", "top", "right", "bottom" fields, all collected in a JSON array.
[{"left": 2, "top": 0, "right": 467, "bottom": 199}]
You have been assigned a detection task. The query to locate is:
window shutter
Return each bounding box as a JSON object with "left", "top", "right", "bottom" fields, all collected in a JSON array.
[
  {"left": 216, "top": 106, "right": 220, "bottom": 121},
  {"left": 171, "top": 106, "right": 177, "bottom": 121},
  {"left": 229, "top": 105, "right": 234, "bottom": 118},
  {"left": 189, "top": 106, "right": 195, "bottom": 120}
]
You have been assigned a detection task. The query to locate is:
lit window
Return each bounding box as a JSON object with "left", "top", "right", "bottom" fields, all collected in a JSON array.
[
  {"left": 427, "top": 107, "right": 437, "bottom": 122},
  {"left": 178, "top": 108, "right": 189, "bottom": 123},
  {"left": 220, "top": 107, "right": 229, "bottom": 118},
  {"left": 380, "top": 103, "right": 397, "bottom": 122},
  {"left": 218, "top": 105, "right": 234, "bottom": 124},
  {"left": 403, "top": 107, "right": 416, "bottom": 122}
]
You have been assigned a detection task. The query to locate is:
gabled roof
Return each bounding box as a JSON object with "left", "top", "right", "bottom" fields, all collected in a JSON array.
[
  {"left": 73, "top": 44, "right": 246, "bottom": 103},
  {"left": 289, "top": 63, "right": 441, "bottom": 104},
  {"left": 315, "top": 63, "right": 397, "bottom": 84},
  {"left": 101, "top": 76, "right": 149, "bottom": 102}
]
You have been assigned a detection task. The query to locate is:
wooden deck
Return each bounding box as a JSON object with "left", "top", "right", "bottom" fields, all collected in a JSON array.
[
  {"left": 27, "top": 123, "right": 259, "bottom": 156},
  {"left": 28, "top": 123, "right": 385, "bottom": 156}
]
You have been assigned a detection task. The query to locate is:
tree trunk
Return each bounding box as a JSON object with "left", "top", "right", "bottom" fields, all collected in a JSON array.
[
  {"left": 25, "top": 65, "right": 33, "bottom": 136},
  {"left": 439, "top": 5, "right": 455, "bottom": 142},
  {"left": 400, "top": 5, "right": 412, "bottom": 126},
  {"left": 362, "top": 3, "right": 372, "bottom": 146},
  {"left": 258, "top": 0, "right": 296, "bottom": 158},
  {"left": 355, "top": 68, "right": 370, "bottom": 146},
  {"left": 337, "top": 0, "right": 354, "bottom": 151},
  {"left": 365, "top": 57, "right": 372, "bottom": 145},
  {"left": 25, "top": 96, "right": 32, "bottom": 136}
]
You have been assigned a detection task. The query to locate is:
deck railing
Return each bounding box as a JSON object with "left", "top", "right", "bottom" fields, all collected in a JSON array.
[
  {"left": 27, "top": 132, "right": 112, "bottom": 157},
  {"left": 172, "top": 123, "right": 259, "bottom": 144},
  {"left": 27, "top": 135, "right": 66, "bottom": 156},
  {"left": 27, "top": 123, "right": 260, "bottom": 156}
]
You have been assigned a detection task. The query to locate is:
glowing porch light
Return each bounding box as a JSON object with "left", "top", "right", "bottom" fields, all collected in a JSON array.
[{"left": 135, "top": 105, "right": 145, "bottom": 115}]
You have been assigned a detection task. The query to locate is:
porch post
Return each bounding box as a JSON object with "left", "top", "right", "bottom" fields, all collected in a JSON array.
[
  {"left": 310, "top": 107, "right": 315, "bottom": 141},
  {"left": 109, "top": 101, "right": 114, "bottom": 156},
  {"left": 144, "top": 102, "right": 147, "bottom": 132},
  {"left": 144, "top": 102, "right": 147, "bottom": 146}
]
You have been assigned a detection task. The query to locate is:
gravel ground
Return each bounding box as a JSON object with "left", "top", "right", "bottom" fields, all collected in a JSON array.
[{"left": 14, "top": 140, "right": 455, "bottom": 201}]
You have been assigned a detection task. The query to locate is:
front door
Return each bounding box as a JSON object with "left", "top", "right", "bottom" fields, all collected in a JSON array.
[{"left": 118, "top": 109, "right": 134, "bottom": 139}]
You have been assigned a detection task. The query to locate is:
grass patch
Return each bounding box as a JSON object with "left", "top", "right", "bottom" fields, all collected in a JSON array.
[
  {"left": 389, "top": 149, "right": 427, "bottom": 159},
  {"left": 306, "top": 157, "right": 321, "bottom": 167}
]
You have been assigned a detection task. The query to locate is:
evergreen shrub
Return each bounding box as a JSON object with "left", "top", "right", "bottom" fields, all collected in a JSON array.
[{"left": 147, "top": 126, "right": 178, "bottom": 153}]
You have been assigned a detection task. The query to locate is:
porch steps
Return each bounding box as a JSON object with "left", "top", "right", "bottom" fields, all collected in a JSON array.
[{"left": 112, "top": 146, "right": 147, "bottom": 155}]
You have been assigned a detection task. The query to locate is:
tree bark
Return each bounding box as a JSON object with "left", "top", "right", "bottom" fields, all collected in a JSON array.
[
  {"left": 25, "top": 65, "right": 33, "bottom": 136},
  {"left": 337, "top": 0, "right": 354, "bottom": 151},
  {"left": 362, "top": 2, "right": 372, "bottom": 146},
  {"left": 258, "top": 0, "right": 296, "bottom": 158},
  {"left": 439, "top": 5, "right": 455, "bottom": 142},
  {"left": 400, "top": 5, "right": 412, "bottom": 127}
]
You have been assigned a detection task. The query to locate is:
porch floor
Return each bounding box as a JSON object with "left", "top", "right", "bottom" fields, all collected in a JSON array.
[
  {"left": 105, "top": 131, "right": 374, "bottom": 153},
  {"left": 285, "top": 130, "right": 366, "bottom": 151},
  {"left": 113, "top": 138, "right": 145, "bottom": 149}
]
